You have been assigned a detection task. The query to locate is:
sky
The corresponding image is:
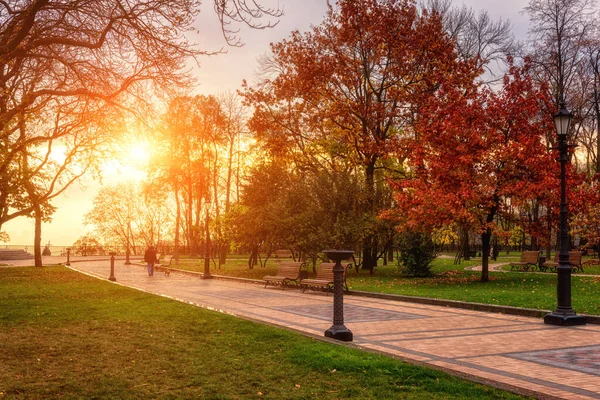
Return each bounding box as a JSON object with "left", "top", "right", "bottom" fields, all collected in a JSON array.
[{"left": 4, "top": 0, "right": 532, "bottom": 247}]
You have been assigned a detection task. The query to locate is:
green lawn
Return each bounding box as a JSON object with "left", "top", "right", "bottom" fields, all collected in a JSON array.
[
  {"left": 0, "top": 266, "right": 524, "bottom": 399},
  {"left": 171, "top": 254, "right": 600, "bottom": 315}
]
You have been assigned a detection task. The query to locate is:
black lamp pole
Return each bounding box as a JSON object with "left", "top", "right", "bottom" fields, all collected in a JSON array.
[{"left": 544, "top": 100, "right": 585, "bottom": 326}]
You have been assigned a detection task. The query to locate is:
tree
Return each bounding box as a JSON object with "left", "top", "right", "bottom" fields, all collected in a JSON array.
[
  {"left": 243, "top": 0, "right": 476, "bottom": 273},
  {"left": 229, "top": 161, "right": 365, "bottom": 270},
  {"left": 215, "top": 92, "right": 248, "bottom": 264},
  {"left": 71, "top": 235, "right": 104, "bottom": 256},
  {"left": 0, "top": 0, "right": 281, "bottom": 265},
  {"left": 392, "top": 61, "right": 556, "bottom": 282},
  {"left": 85, "top": 182, "right": 172, "bottom": 255},
  {"left": 525, "top": 0, "right": 595, "bottom": 104},
  {"left": 150, "top": 95, "right": 226, "bottom": 259}
]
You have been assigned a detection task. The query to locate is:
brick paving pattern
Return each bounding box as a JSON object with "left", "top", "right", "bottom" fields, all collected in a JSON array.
[
  {"left": 510, "top": 345, "right": 600, "bottom": 376},
  {"left": 275, "top": 303, "right": 428, "bottom": 322},
  {"left": 11, "top": 256, "right": 600, "bottom": 400}
]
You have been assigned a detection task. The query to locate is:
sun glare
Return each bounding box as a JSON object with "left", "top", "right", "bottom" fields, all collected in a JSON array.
[
  {"left": 128, "top": 142, "right": 150, "bottom": 164},
  {"left": 100, "top": 139, "right": 151, "bottom": 182}
]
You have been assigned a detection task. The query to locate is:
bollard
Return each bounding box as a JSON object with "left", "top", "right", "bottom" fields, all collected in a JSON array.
[
  {"left": 323, "top": 249, "right": 353, "bottom": 341},
  {"left": 108, "top": 252, "right": 117, "bottom": 281},
  {"left": 66, "top": 247, "right": 71, "bottom": 266}
]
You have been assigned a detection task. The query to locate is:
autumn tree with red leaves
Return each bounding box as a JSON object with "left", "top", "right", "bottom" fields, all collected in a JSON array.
[
  {"left": 391, "top": 61, "right": 556, "bottom": 282},
  {"left": 243, "top": 0, "right": 476, "bottom": 273}
]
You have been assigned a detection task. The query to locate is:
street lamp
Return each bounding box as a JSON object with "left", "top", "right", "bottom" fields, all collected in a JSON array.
[
  {"left": 201, "top": 200, "right": 213, "bottom": 280},
  {"left": 544, "top": 99, "right": 586, "bottom": 326}
]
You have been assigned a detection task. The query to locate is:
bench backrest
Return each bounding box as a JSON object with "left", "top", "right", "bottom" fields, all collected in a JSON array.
[
  {"left": 570, "top": 251, "right": 582, "bottom": 267},
  {"left": 276, "top": 261, "right": 304, "bottom": 278},
  {"left": 316, "top": 262, "right": 350, "bottom": 281},
  {"left": 521, "top": 251, "right": 540, "bottom": 264},
  {"left": 551, "top": 251, "right": 582, "bottom": 266},
  {"left": 274, "top": 249, "right": 294, "bottom": 259},
  {"left": 163, "top": 255, "right": 174, "bottom": 265}
]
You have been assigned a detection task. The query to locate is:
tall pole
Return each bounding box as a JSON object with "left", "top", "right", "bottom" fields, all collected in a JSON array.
[
  {"left": 544, "top": 101, "right": 585, "bottom": 326},
  {"left": 202, "top": 206, "right": 213, "bottom": 279}
]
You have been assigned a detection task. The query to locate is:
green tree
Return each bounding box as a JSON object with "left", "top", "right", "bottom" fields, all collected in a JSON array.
[
  {"left": 243, "top": 0, "right": 475, "bottom": 273},
  {"left": 71, "top": 235, "right": 104, "bottom": 257}
]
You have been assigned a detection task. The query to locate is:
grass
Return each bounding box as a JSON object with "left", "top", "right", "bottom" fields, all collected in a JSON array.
[
  {"left": 0, "top": 266, "right": 525, "bottom": 399},
  {"left": 170, "top": 254, "right": 600, "bottom": 315}
]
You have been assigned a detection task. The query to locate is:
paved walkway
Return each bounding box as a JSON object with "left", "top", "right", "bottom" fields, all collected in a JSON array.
[{"left": 13, "top": 257, "right": 600, "bottom": 399}]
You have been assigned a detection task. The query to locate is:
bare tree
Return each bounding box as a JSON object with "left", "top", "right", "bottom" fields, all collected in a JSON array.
[
  {"left": 422, "top": 0, "right": 517, "bottom": 81},
  {"left": 524, "top": 0, "right": 595, "bottom": 105}
]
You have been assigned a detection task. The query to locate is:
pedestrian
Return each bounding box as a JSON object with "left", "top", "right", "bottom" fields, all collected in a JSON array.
[{"left": 144, "top": 245, "right": 157, "bottom": 276}]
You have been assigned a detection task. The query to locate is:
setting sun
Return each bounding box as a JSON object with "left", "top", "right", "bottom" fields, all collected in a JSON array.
[{"left": 128, "top": 141, "right": 150, "bottom": 165}]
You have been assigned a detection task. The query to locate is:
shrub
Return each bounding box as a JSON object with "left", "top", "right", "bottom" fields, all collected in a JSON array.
[{"left": 397, "top": 229, "right": 436, "bottom": 277}]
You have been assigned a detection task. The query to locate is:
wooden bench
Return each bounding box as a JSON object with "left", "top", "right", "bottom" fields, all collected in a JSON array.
[
  {"left": 274, "top": 249, "right": 294, "bottom": 259},
  {"left": 583, "top": 259, "right": 600, "bottom": 268},
  {"left": 263, "top": 261, "right": 305, "bottom": 289},
  {"left": 543, "top": 251, "right": 583, "bottom": 273},
  {"left": 153, "top": 255, "right": 175, "bottom": 276},
  {"left": 300, "top": 262, "right": 350, "bottom": 294},
  {"left": 509, "top": 251, "right": 540, "bottom": 271},
  {"left": 571, "top": 251, "right": 583, "bottom": 273},
  {"left": 160, "top": 254, "right": 174, "bottom": 266}
]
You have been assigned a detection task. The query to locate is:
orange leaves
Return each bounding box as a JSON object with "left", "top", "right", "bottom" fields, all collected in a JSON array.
[{"left": 393, "top": 61, "right": 557, "bottom": 232}]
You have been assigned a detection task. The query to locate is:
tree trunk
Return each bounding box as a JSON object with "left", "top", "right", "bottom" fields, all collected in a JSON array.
[
  {"left": 362, "top": 158, "right": 378, "bottom": 274},
  {"left": 595, "top": 77, "right": 600, "bottom": 173},
  {"left": 34, "top": 206, "right": 42, "bottom": 267},
  {"left": 481, "top": 198, "right": 498, "bottom": 282},
  {"left": 174, "top": 184, "right": 181, "bottom": 264},
  {"left": 248, "top": 246, "right": 258, "bottom": 269},
  {"left": 462, "top": 228, "right": 470, "bottom": 260},
  {"left": 481, "top": 228, "right": 491, "bottom": 283}
]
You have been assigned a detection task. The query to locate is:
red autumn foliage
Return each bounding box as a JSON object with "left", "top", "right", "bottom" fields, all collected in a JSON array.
[{"left": 389, "top": 60, "right": 556, "bottom": 281}]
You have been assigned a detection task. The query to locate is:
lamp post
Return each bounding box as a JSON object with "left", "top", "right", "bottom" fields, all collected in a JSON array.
[
  {"left": 544, "top": 100, "right": 586, "bottom": 326},
  {"left": 201, "top": 200, "right": 213, "bottom": 280}
]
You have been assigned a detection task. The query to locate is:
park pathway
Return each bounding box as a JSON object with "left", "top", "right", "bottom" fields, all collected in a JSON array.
[{"left": 21, "top": 257, "right": 600, "bottom": 399}]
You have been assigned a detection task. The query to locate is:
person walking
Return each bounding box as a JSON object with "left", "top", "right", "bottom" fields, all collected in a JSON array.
[{"left": 144, "top": 245, "right": 157, "bottom": 276}]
